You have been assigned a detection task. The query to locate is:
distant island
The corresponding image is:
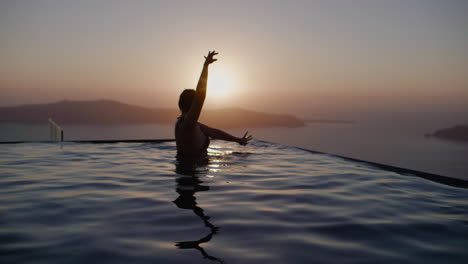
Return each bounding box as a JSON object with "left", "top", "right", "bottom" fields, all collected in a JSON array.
[
  {"left": 428, "top": 124, "right": 468, "bottom": 143},
  {"left": 0, "top": 100, "right": 307, "bottom": 129}
]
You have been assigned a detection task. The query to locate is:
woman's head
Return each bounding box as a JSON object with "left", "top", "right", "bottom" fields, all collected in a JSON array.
[{"left": 178, "top": 89, "right": 195, "bottom": 114}]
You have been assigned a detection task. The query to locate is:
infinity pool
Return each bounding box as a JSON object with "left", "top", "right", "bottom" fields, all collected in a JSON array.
[{"left": 1, "top": 140, "right": 467, "bottom": 263}]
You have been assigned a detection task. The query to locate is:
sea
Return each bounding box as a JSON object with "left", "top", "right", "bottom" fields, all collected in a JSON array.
[{"left": 0, "top": 120, "right": 467, "bottom": 180}]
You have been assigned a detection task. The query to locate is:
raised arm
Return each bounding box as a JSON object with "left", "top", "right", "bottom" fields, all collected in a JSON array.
[{"left": 184, "top": 51, "right": 218, "bottom": 126}]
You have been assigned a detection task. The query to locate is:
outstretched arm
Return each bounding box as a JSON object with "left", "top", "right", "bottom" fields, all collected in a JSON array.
[
  {"left": 199, "top": 123, "right": 253, "bottom": 145},
  {"left": 184, "top": 51, "right": 218, "bottom": 127}
]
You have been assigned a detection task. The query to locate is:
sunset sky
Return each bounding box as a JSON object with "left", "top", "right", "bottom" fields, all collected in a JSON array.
[{"left": 1, "top": 0, "right": 467, "bottom": 119}]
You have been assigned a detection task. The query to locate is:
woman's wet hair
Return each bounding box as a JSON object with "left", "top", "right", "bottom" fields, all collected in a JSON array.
[{"left": 178, "top": 89, "right": 195, "bottom": 113}]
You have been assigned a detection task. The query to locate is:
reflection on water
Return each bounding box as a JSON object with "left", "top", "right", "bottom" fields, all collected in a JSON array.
[{"left": 174, "top": 154, "right": 224, "bottom": 263}]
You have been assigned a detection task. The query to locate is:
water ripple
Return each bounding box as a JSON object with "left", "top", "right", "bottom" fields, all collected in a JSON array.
[{"left": 1, "top": 140, "right": 468, "bottom": 263}]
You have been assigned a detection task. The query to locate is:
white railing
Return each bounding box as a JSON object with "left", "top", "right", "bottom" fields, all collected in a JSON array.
[{"left": 48, "top": 118, "right": 63, "bottom": 142}]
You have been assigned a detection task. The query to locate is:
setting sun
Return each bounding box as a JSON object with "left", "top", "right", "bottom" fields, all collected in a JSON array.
[{"left": 207, "top": 66, "right": 236, "bottom": 101}]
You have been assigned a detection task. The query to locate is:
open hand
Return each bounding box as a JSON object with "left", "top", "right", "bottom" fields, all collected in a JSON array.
[
  {"left": 237, "top": 131, "right": 253, "bottom": 146},
  {"left": 204, "top": 50, "right": 218, "bottom": 65}
]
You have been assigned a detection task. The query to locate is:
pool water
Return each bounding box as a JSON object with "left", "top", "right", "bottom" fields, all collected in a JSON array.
[{"left": 1, "top": 140, "right": 467, "bottom": 264}]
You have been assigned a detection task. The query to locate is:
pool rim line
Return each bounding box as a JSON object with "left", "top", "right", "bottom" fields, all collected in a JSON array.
[
  {"left": 0, "top": 139, "right": 175, "bottom": 144},
  {"left": 1, "top": 138, "right": 467, "bottom": 189}
]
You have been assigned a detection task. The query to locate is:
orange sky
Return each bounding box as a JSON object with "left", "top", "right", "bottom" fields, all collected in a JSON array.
[{"left": 1, "top": 0, "right": 467, "bottom": 119}]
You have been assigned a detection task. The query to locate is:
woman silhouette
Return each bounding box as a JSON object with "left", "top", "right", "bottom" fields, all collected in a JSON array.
[{"left": 175, "top": 50, "right": 252, "bottom": 157}]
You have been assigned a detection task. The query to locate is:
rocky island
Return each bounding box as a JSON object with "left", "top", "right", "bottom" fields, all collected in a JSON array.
[{"left": 429, "top": 124, "right": 468, "bottom": 143}]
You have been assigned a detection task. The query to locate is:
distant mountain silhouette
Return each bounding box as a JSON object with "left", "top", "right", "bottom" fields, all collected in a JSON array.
[
  {"left": 430, "top": 124, "right": 468, "bottom": 143},
  {"left": 305, "top": 119, "right": 355, "bottom": 124},
  {"left": 0, "top": 100, "right": 305, "bottom": 128}
]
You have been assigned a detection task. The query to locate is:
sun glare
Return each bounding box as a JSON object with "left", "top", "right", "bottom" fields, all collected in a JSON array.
[{"left": 208, "top": 66, "right": 236, "bottom": 101}]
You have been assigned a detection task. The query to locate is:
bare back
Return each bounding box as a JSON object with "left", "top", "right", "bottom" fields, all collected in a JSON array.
[{"left": 175, "top": 117, "right": 210, "bottom": 156}]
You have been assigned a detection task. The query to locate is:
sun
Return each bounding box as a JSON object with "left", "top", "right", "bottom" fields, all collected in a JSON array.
[{"left": 207, "top": 66, "right": 235, "bottom": 101}]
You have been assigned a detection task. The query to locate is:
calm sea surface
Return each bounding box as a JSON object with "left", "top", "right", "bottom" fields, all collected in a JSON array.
[
  {"left": 0, "top": 141, "right": 467, "bottom": 264},
  {"left": 1, "top": 122, "right": 467, "bottom": 180}
]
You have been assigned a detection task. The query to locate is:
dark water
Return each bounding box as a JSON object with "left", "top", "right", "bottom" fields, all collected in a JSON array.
[{"left": 1, "top": 141, "right": 467, "bottom": 264}]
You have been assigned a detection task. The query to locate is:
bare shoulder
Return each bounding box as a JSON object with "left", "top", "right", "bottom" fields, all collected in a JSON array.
[
  {"left": 176, "top": 117, "right": 196, "bottom": 132},
  {"left": 198, "top": 122, "right": 216, "bottom": 135}
]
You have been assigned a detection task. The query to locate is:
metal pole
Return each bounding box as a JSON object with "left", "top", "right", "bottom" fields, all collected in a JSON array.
[{"left": 48, "top": 118, "right": 63, "bottom": 142}]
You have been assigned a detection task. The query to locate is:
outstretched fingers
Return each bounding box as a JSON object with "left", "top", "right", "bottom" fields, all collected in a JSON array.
[
  {"left": 241, "top": 131, "right": 253, "bottom": 145},
  {"left": 204, "top": 50, "right": 218, "bottom": 65}
]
